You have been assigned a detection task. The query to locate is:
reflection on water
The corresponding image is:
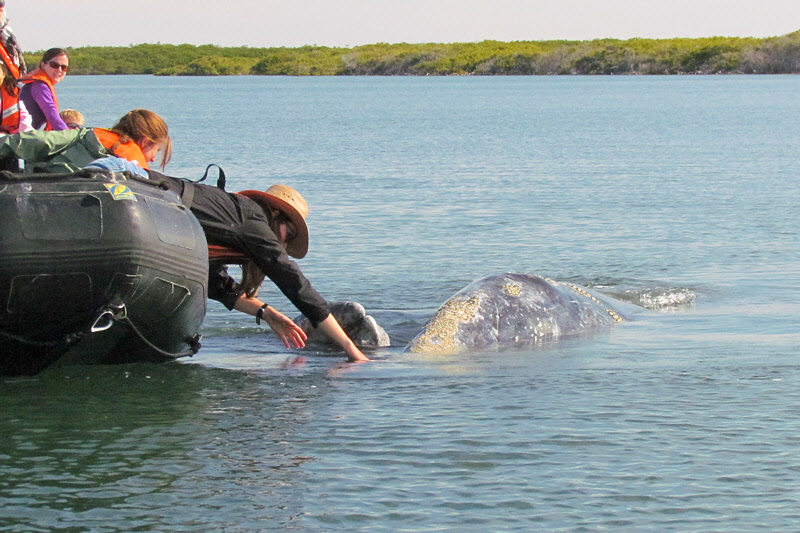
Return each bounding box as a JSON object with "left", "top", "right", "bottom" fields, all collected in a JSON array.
[{"left": 0, "top": 363, "right": 327, "bottom": 530}]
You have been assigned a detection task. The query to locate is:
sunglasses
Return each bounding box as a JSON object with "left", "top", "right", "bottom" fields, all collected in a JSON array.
[
  {"left": 65, "top": 122, "right": 83, "bottom": 129},
  {"left": 271, "top": 209, "right": 298, "bottom": 242},
  {"left": 47, "top": 61, "right": 70, "bottom": 72}
]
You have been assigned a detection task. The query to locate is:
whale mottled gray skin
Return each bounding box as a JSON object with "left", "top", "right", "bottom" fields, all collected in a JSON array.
[
  {"left": 294, "top": 301, "right": 391, "bottom": 348},
  {"left": 406, "top": 273, "right": 640, "bottom": 354}
]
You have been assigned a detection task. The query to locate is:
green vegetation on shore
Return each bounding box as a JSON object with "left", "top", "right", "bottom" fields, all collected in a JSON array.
[{"left": 23, "top": 32, "right": 800, "bottom": 76}]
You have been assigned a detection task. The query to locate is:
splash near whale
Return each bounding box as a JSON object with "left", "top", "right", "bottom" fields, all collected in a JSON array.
[{"left": 406, "top": 273, "right": 640, "bottom": 354}]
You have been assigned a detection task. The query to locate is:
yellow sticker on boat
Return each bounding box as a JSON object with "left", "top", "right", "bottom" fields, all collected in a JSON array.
[{"left": 104, "top": 183, "right": 137, "bottom": 201}]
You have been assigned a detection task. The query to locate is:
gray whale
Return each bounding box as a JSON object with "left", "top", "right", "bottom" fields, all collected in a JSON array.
[
  {"left": 294, "top": 301, "right": 391, "bottom": 348},
  {"left": 406, "top": 273, "right": 640, "bottom": 354}
]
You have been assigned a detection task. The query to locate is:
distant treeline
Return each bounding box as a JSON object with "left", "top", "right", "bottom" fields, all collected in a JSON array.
[{"left": 23, "top": 32, "right": 800, "bottom": 76}]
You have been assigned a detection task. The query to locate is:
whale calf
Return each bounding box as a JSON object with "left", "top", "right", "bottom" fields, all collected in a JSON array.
[
  {"left": 406, "top": 273, "right": 640, "bottom": 354},
  {"left": 294, "top": 301, "right": 391, "bottom": 348}
]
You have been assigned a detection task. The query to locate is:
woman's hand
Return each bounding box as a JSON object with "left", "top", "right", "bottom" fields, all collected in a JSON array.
[
  {"left": 316, "top": 314, "right": 371, "bottom": 362},
  {"left": 233, "top": 295, "right": 307, "bottom": 349},
  {"left": 264, "top": 307, "right": 307, "bottom": 349},
  {"left": 233, "top": 295, "right": 368, "bottom": 361},
  {"left": 343, "top": 344, "right": 370, "bottom": 363}
]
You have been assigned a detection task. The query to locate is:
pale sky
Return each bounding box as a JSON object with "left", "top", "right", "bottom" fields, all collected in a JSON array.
[{"left": 11, "top": 0, "right": 800, "bottom": 52}]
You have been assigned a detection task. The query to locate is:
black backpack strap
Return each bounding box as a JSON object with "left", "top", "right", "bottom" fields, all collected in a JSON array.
[
  {"left": 197, "top": 163, "right": 226, "bottom": 190},
  {"left": 156, "top": 164, "right": 224, "bottom": 208},
  {"left": 181, "top": 180, "right": 196, "bottom": 209}
]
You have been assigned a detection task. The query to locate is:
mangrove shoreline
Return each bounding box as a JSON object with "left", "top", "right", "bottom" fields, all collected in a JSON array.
[{"left": 23, "top": 32, "right": 800, "bottom": 76}]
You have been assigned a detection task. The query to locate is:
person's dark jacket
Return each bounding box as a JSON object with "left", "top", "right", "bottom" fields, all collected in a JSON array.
[{"left": 152, "top": 172, "right": 330, "bottom": 326}]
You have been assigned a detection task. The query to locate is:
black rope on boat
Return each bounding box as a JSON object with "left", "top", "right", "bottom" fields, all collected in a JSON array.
[
  {"left": 0, "top": 326, "right": 86, "bottom": 348},
  {"left": 0, "top": 301, "right": 120, "bottom": 348},
  {"left": 0, "top": 306, "right": 201, "bottom": 359},
  {"left": 0, "top": 168, "right": 111, "bottom": 182},
  {"left": 94, "top": 302, "right": 201, "bottom": 358},
  {"left": 126, "top": 174, "right": 171, "bottom": 190},
  {"left": 0, "top": 168, "right": 171, "bottom": 192},
  {"left": 119, "top": 314, "right": 202, "bottom": 358}
]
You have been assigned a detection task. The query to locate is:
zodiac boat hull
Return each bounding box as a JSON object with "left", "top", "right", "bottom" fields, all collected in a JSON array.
[{"left": 0, "top": 170, "right": 208, "bottom": 376}]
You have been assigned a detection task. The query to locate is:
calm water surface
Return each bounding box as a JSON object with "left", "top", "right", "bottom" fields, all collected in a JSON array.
[{"left": 2, "top": 75, "right": 800, "bottom": 531}]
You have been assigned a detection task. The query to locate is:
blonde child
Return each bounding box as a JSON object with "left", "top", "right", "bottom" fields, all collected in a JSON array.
[{"left": 59, "top": 109, "right": 84, "bottom": 129}]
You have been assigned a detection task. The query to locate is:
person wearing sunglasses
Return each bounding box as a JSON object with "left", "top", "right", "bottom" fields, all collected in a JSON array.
[
  {"left": 85, "top": 156, "right": 371, "bottom": 363},
  {"left": 19, "top": 48, "right": 70, "bottom": 131}
]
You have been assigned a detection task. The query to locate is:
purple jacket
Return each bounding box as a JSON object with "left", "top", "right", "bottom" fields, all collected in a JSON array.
[{"left": 19, "top": 81, "right": 68, "bottom": 131}]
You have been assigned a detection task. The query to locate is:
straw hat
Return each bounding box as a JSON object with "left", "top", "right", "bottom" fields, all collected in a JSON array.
[{"left": 239, "top": 184, "right": 309, "bottom": 259}]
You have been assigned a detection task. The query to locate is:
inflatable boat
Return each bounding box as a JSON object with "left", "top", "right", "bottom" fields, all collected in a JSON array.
[{"left": 0, "top": 169, "right": 208, "bottom": 376}]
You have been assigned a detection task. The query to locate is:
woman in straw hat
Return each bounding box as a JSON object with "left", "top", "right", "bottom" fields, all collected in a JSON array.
[{"left": 86, "top": 156, "right": 369, "bottom": 362}]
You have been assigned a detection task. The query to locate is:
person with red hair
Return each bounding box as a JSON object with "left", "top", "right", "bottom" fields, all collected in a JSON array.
[{"left": 0, "top": 109, "right": 171, "bottom": 173}]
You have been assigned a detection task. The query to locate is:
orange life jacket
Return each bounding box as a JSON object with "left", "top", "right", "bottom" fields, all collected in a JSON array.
[
  {"left": 0, "top": 39, "right": 21, "bottom": 133},
  {"left": 0, "top": 83, "right": 20, "bottom": 134},
  {"left": 208, "top": 244, "right": 246, "bottom": 264},
  {"left": 0, "top": 40, "right": 21, "bottom": 79},
  {"left": 92, "top": 128, "right": 150, "bottom": 170},
  {"left": 19, "top": 69, "right": 58, "bottom": 131}
]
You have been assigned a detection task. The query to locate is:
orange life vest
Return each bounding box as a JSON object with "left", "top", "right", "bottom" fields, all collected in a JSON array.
[
  {"left": 0, "top": 45, "right": 22, "bottom": 133},
  {"left": 19, "top": 69, "right": 58, "bottom": 131},
  {"left": 0, "top": 84, "right": 20, "bottom": 134},
  {"left": 0, "top": 40, "right": 21, "bottom": 79},
  {"left": 92, "top": 128, "right": 150, "bottom": 170},
  {"left": 208, "top": 244, "right": 246, "bottom": 264}
]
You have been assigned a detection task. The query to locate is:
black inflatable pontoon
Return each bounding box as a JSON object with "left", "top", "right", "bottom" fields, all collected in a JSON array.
[{"left": 0, "top": 169, "right": 208, "bottom": 376}]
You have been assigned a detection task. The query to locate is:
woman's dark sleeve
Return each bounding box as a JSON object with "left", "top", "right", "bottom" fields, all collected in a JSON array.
[
  {"left": 207, "top": 264, "right": 244, "bottom": 311},
  {"left": 238, "top": 209, "right": 330, "bottom": 326}
]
